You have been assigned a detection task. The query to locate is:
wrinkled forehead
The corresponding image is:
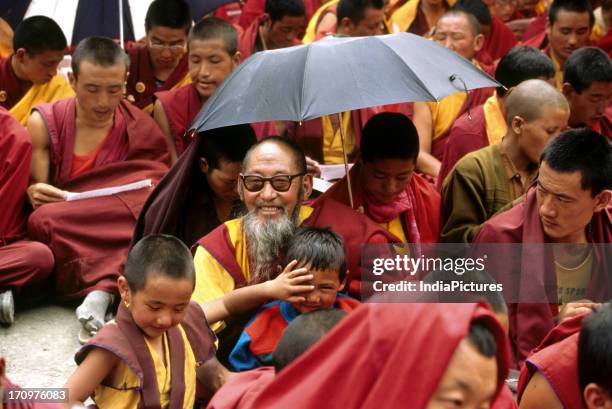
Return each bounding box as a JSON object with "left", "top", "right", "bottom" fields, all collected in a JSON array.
[
  {"left": 244, "top": 142, "right": 299, "bottom": 174},
  {"left": 436, "top": 14, "right": 473, "bottom": 34}
]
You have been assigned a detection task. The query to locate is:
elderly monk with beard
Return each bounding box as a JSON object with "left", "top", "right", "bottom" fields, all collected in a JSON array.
[{"left": 191, "top": 137, "right": 395, "bottom": 362}]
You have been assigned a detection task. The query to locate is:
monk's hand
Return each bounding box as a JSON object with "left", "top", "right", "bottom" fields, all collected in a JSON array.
[
  {"left": 305, "top": 156, "right": 321, "bottom": 177},
  {"left": 265, "top": 260, "right": 314, "bottom": 303},
  {"left": 557, "top": 300, "right": 600, "bottom": 323},
  {"left": 27, "top": 183, "right": 67, "bottom": 209}
]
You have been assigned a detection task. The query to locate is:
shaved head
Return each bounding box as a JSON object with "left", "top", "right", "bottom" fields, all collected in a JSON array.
[{"left": 505, "top": 79, "right": 569, "bottom": 124}]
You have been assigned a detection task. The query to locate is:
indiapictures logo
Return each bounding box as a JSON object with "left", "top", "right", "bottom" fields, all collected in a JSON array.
[{"left": 135, "top": 82, "right": 146, "bottom": 94}]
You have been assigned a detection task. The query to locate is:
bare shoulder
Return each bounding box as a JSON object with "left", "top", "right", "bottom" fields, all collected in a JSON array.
[
  {"left": 27, "top": 110, "right": 49, "bottom": 148},
  {"left": 519, "top": 370, "right": 563, "bottom": 409}
]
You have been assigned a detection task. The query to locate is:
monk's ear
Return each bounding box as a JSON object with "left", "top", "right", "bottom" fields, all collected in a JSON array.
[
  {"left": 261, "top": 14, "right": 272, "bottom": 30},
  {"left": 593, "top": 189, "right": 611, "bottom": 213},
  {"left": 473, "top": 33, "right": 485, "bottom": 52},
  {"left": 302, "top": 173, "right": 313, "bottom": 200},
  {"left": 562, "top": 82, "right": 574, "bottom": 99},
  {"left": 583, "top": 383, "right": 610, "bottom": 409},
  {"left": 199, "top": 158, "right": 209, "bottom": 174},
  {"left": 338, "top": 17, "right": 352, "bottom": 33},
  {"left": 117, "top": 276, "right": 131, "bottom": 306},
  {"left": 238, "top": 178, "right": 245, "bottom": 202},
  {"left": 14, "top": 47, "right": 27, "bottom": 63},
  {"left": 510, "top": 115, "right": 524, "bottom": 135},
  {"left": 67, "top": 71, "right": 76, "bottom": 89},
  {"left": 232, "top": 51, "right": 242, "bottom": 67},
  {"left": 338, "top": 271, "right": 348, "bottom": 291}
]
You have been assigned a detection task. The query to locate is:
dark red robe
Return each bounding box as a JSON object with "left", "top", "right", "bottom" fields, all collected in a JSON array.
[
  {"left": 26, "top": 98, "right": 170, "bottom": 299},
  {"left": 207, "top": 367, "right": 275, "bottom": 409},
  {"left": 239, "top": 0, "right": 322, "bottom": 30},
  {"left": 0, "top": 56, "right": 26, "bottom": 110},
  {"left": 596, "top": 29, "right": 612, "bottom": 57},
  {"left": 521, "top": 13, "right": 547, "bottom": 43},
  {"left": 593, "top": 108, "right": 612, "bottom": 138},
  {"left": 480, "top": 16, "right": 518, "bottom": 61},
  {"left": 285, "top": 103, "right": 414, "bottom": 164},
  {"left": 517, "top": 313, "right": 586, "bottom": 409},
  {"left": 473, "top": 188, "right": 612, "bottom": 366},
  {"left": 215, "top": 302, "right": 510, "bottom": 409},
  {"left": 315, "top": 162, "right": 441, "bottom": 244},
  {"left": 437, "top": 103, "right": 488, "bottom": 189},
  {"left": 430, "top": 87, "right": 494, "bottom": 161},
  {"left": 156, "top": 83, "right": 275, "bottom": 155},
  {"left": 126, "top": 46, "right": 189, "bottom": 111},
  {"left": 0, "top": 107, "right": 54, "bottom": 291}
]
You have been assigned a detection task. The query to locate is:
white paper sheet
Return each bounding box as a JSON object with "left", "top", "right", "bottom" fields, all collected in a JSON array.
[{"left": 63, "top": 179, "right": 153, "bottom": 202}]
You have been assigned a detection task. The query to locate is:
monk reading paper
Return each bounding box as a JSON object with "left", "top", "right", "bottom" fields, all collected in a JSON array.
[{"left": 25, "top": 37, "right": 171, "bottom": 341}]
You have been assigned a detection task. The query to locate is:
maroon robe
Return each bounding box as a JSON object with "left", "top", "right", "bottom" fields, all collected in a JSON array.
[
  {"left": 430, "top": 87, "right": 494, "bottom": 162},
  {"left": 0, "top": 56, "right": 26, "bottom": 110},
  {"left": 76, "top": 301, "right": 216, "bottom": 408},
  {"left": 208, "top": 367, "right": 275, "bottom": 409},
  {"left": 126, "top": 46, "right": 189, "bottom": 111},
  {"left": 26, "top": 98, "right": 170, "bottom": 299},
  {"left": 516, "top": 313, "right": 586, "bottom": 409},
  {"left": 481, "top": 16, "right": 518, "bottom": 61},
  {"left": 0, "top": 107, "right": 54, "bottom": 291},
  {"left": 596, "top": 29, "right": 612, "bottom": 57},
  {"left": 156, "top": 84, "right": 275, "bottom": 155},
  {"left": 594, "top": 108, "right": 612, "bottom": 138},
  {"left": 437, "top": 103, "right": 488, "bottom": 189},
  {"left": 521, "top": 13, "right": 547, "bottom": 43},
  {"left": 473, "top": 188, "right": 612, "bottom": 366},
  {"left": 316, "top": 163, "right": 441, "bottom": 245},
  {"left": 239, "top": 0, "right": 321, "bottom": 30},
  {"left": 285, "top": 103, "right": 414, "bottom": 164}
]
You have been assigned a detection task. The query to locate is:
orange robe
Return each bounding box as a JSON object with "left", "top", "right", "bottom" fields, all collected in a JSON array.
[{"left": 25, "top": 98, "right": 170, "bottom": 299}]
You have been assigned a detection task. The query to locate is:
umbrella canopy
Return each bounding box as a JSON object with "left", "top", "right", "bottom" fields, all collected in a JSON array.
[{"left": 192, "top": 32, "right": 500, "bottom": 132}]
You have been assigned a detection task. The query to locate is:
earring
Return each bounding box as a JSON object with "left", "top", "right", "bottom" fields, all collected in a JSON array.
[{"left": 124, "top": 299, "right": 130, "bottom": 309}]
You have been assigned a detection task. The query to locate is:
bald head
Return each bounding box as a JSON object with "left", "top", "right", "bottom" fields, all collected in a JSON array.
[{"left": 505, "top": 79, "right": 569, "bottom": 125}]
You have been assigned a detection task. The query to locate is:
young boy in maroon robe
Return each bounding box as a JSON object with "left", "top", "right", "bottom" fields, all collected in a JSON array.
[
  {"left": 238, "top": 0, "right": 307, "bottom": 60},
  {"left": 474, "top": 129, "right": 612, "bottom": 367},
  {"left": 438, "top": 46, "right": 556, "bottom": 187},
  {"left": 229, "top": 227, "right": 359, "bottom": 371},
  {"left": 315, "top": 112, "right": 441, "bottom": 244},
  {"left": 25, "top": 37, "right": 171, "bottom": 341},
  {"left": 0, "top": 107, "right": 53, "bottom": 325},
  {"left": 0, "top": 16, "right": 73, "bottom": 124},
  {"left": 125, "top": 0, "right": 192, "bottom": 113},
  {"left": 562, "top": 47, "right": 612, "bottom": 136},
  {"left": 65, "top": 234, "right": 315, "bottom": 408}
]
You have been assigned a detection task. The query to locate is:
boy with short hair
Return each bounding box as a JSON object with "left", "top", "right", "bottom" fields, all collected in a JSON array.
[
  {"left": 229, "top": 227, "right": 360, "bottom": 371},
  {"left": 64, "top": 234, "right": 314, "bottom": 408}
]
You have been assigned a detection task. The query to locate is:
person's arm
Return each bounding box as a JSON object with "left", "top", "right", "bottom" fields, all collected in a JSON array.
[
  {"left": 64, "top": 348, "right": 119, "bottom": 407},
  {"left": 413, "top": 102, "right": 441, "bottom": 177},
  {"left": 202, "top": 260, "right": 313, "bottom": 324},
  {"left": 518, "top": 371, "right": 563, "bottom": 409},
  {"left": 26, "top": 111, "right": 66, "bottom": 209},
  {"left": 196, "top": 356, "right": 233, "bottom": 393},
  {"left": 153, "top": 99, "right": 178, "bottom": 164}
]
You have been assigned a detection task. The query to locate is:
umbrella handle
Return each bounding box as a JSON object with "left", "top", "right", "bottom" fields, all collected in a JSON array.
[{"left": 337, "top": 112, "right": 354, "bottom": 209}]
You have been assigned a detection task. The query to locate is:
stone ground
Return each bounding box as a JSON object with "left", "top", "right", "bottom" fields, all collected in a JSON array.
[{"left": 0, "top": 301, "right": 81, "bottom": 388}]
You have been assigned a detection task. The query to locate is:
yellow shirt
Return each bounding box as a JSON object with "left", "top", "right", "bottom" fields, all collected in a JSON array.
[
  {"left": 426, "top": 91, "right": 467, "bottom": 140},
  {"left": 555, "top": 250, "right": 593, "bottom": 307},
  {"left": 550, "top": 52, "right": 563, "bottom": 91},
  {"left": 193, "top": 207, "right": 315, "bottom": 331},
  {"left": 93, "top": 326, "right": 197, "bottom": 409},
  {"left": 321, "top": 112, "right": 355, "bottom": 164},
  {"left": 9, "top": 74, "right": 74, "bottom": 125}
]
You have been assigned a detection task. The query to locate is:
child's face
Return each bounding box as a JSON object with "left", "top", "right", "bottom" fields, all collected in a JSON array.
[
  {"left": 119, "top": 274, "right": 193, "bottom": 340},
  {"left": 291, "top": 267, "right": 345, "bottom": 314},
  {"left": 188, "top": 39, "right": 238, "bottom": 100}
]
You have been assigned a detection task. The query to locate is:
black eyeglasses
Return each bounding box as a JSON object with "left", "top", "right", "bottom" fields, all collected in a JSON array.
[{"left": 240, "top": 173, "right": 305, "bottom": 192}]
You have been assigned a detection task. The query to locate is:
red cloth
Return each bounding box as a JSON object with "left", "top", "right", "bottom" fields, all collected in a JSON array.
[
  {"left": 207, "top": 367, "right": 275, "bottom": 409},
  {"left": 216, "top": 3, "right": 244, "bottom": 26},
  {"left": 593, "top": 108, "right": 612, "bottom": 138},
  {"left": 26, "top": 98, "right": 170, "bottom": 299},
  {"left": 482, "top": 16, "right": 518, "bottom": 61},
  {"left": 316, "top": 162, "right": 441, "bottom": 244},
  {"left": 521, "top": 15, "right": 547, "bottom": 47},
  {"left": 0, "top": 57, "right": 25, "bottom": 110},
  {"left": 437, "top": 103, "right": 488, "bottom": 190},
  {"left": 596, "top": 29, "right": 612, "bottom": 57},
  {"left": 156, "top": 83, "right": 202, "bottom": 155},
  {"left": 0, "top": 240, "right": 54, "bottom": 292},
  {"left": 285, "top": 103, "right": 414, "bottom": 164},
  {"left": 430, "top": 87, "right": 494, "bottom": 161},
  {"left": 216, "top": 302, "right": 510, "bottom": 409},
  {"left": 239, "top": 0, "right": 322, "bottom": 30},
  {"left": 197, "top": 198, "right": 397, "bottom": 299},
  {"left": 0, "top": 107, "right": 30, "bottom": 243},
  {"left": 516, "top": 314, "right": 586, "bottom": 409},
  {"left": 473, "top": 188, "right": 612, "bottom": 366},
  {"left": 126, "top": 46, "right": 189, "bottom": 110}
]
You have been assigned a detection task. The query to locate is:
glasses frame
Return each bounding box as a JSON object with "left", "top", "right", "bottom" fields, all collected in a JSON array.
[
  {"left": 147, "top": 39, "right": 187, "bottom": 51},
  {"left": 239, "top": 173, "right": 306, "bottom": 192}
]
